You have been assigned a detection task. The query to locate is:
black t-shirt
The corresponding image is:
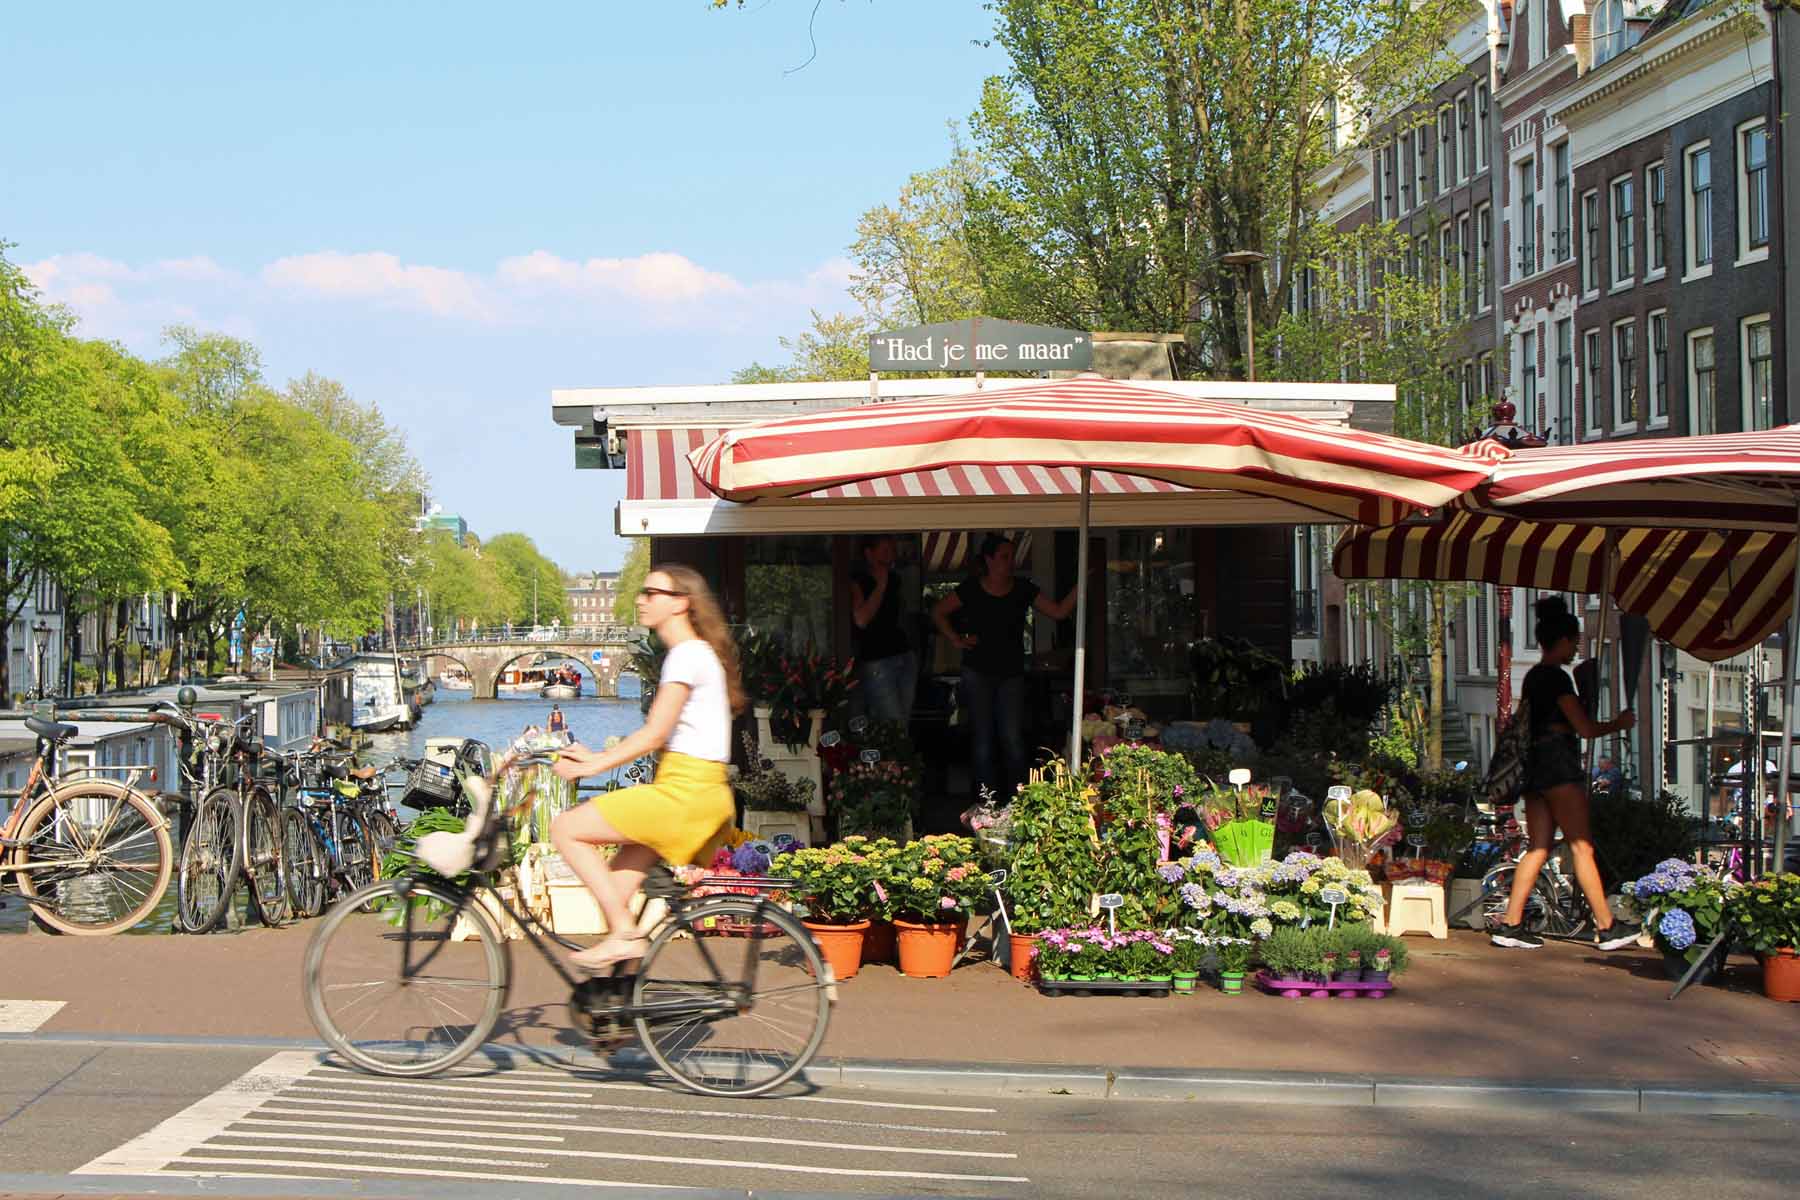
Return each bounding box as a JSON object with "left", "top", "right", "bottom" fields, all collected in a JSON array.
[
  {"left": 953, "top": 577, "right": 1040, "bottom": 678},
  {"left": 1522, "top": 662, "right": 1576, "bottom": 738},
  {"left": 851, "top": 570, "right": 910, "bottom": 662}
]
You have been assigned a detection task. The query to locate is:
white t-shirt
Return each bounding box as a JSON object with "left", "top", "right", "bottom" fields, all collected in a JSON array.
[{"left": 659, "top": 637, "right": 731, "bottom": 762}]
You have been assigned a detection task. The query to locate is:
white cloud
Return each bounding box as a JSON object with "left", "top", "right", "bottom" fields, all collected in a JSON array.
[
  {"left": 497, "top": 249, "right": 745, "bottom": 305},
  {"left": 263, "top": 251, "right": 491, "bottom": 321}
]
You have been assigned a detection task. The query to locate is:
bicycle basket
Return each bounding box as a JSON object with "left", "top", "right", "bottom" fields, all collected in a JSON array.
[{"left": 403, "top": 757, "right": 459, "bottom": 809}]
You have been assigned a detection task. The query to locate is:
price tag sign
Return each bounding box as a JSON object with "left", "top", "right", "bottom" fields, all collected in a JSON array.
[
  {"left": 818, "top": 730, "right": 842, "bottom": 749},
  {"left": 1260, "top": 795, "right": 1280, "bottom": 819},
  {"left": 1326, "top": 785, "right": 1352, "bottom": 803},
  {"left": 1116, "top": 694, "right": 1133, "bottom": 707},
  {"left": 860, "top": 749, "right": 881, "bottom": 764},
  {"left": 1406, "top": 832, "right": 1427, "bottom": 848},
  {"left": 1320, "top": 885, "right": 1349, "bottom": 929},
  {"left": 848, "top": 716, "right": 869, "bottom": 735},
  {"left": 1124, "top": 721, "right": 1145, "bottom": 740},
  {"left": 1097, "top": 892, "right": 1125, "bottom": 936},
  {"left": 1407, "top": 807, "right": 1428, "bottom": 827},
  {"left": 989, "top": 868, "right": 1011, "bottom": 935}
]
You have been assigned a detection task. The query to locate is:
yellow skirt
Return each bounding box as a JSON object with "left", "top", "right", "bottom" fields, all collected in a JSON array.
[{"left": 591, "top": 751, "right": 734, "bottom": 867}]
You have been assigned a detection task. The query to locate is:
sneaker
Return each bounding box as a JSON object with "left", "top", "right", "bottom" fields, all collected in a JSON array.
[
  {"left": 1593, "top": 920, "right": 1643, "bottom": 951},
  {"left": 1490, "top": 923, "right": 1544, "bottom": 949}
]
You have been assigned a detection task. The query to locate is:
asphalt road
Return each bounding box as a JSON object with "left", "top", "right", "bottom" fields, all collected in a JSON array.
[{"left": 0, "top": 1040, "right": 1792, "bottom": 1200}]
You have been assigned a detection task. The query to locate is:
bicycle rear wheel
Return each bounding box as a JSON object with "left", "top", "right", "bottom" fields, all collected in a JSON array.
[
  {"left": 177, "top": 789, "right": 242, "bottom": 934},
  {"left": 1481, "top": 864, "right": 1557, "bottom": 934},
  {"left": 282, "top": 809, "right": 328, "bottom": 918},
  {"left": 365, "top": 808, "right": 399, "bottom": 862},
  {"left": 304, "top": 877, "right": 509, "bottom": 1076},
  {"left": 241, "top": 786, "right": 289, "bottom": 925},
  {"left": 632, "top": 898, "right": 832, "bottom": 1098},
  {"left": 12, "top": 781, "right": 174, "bottom": 935}
]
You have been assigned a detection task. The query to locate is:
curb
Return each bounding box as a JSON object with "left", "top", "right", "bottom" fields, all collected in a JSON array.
[{"left": 5, "top": 1030, "right": 1798, "bottom": 1116}]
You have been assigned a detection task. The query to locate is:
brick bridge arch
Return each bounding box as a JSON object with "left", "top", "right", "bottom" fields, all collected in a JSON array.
[{"left": 417, "top": 638, "right": 635, "bottom": 700}]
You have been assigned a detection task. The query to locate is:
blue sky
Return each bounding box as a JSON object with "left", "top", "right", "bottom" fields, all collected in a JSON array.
[{"left": 5, "top": 1, "right": 995, "bottom": 571}]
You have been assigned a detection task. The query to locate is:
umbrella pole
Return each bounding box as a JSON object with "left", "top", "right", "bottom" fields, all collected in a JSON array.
[
  {"left": 1069, "top": 468, "right": 1092, "bottom": 770},
  {"left": 1775, "top": 502, "right": 1800, "bottom": 874},
  {"left": 1586, "top": 531, "right": 1618, "bottom": 790}
]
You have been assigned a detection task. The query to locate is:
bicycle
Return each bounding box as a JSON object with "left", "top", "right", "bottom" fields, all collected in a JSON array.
[
  {"left": 275, "top": 744, "right": 379, "bottom": 920},
  {"left": 175, "top": 713, "right": 289, "bottom": 932},
  {"left": 302, "top": 752, "right": 834, "bottom": 1098},
  {"left": 0, "top": 714, "right": 175, "bottom": 935}
]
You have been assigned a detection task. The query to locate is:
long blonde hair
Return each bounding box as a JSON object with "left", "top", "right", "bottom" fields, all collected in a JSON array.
[{"left": 655, "top": 563, "right": 746, "bottom": 714}]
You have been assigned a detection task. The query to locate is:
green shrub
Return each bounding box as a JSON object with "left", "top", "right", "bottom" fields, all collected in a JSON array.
[
  {"left": 1258, "top": 926, "right": 1320, "bottom": 979},
  {"left": 1589, "top": 790, "right": 1698, "bottom": 893},
  {"left": 1006, "top": 767, "right": 1101, "bottom": 933}
]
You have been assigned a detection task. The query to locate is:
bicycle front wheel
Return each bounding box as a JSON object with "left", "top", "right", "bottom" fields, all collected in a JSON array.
[
  {"left": 13, "top": 781, "right": 173, "bottom": 935},
  {"left": 1481, "top": 864, "right": 1557, "bottom": 934},
  {"left": 177, "top": 789, "right": 242, "bottom": 933},
  {"left": 241, "top": 786, "right": 288, "bottom": 925},
  {"left": 282, "top": 809, "right": 328, "bottom": 918},
  {"left": 304, "top": 877, "right": 509, "bottom": 1076},
  {"left": 633, "top": 898, "right": 832, "bottom": 1098}
]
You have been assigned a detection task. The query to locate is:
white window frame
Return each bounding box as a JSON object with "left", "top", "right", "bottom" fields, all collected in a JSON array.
[
  {"left": 1515, "top": 152, "right": 1537, "bottom": 280},
  {"left": 1736, "top": 118, "right": 1770, "bottom": 266},
  {"left": 1609, "top": 172, "right": 1635, "bottom": 289},
  {"left": 1554, "top": 316, "right": 1575, "bottom": 443},
  {"left": 1646, "top": 162, "right": 1667, "bottom": 278},
  {"left": 1611, "top": 317, "right": 1637, "bottom": 433},
  {"left": 1457, "top": 91, "right": 1473, "bottom": 182},
  {"left": 1580, "top": 188, "right": 1601, "bottom": 296},
  {"left": 1400, "top": 135, "right": 1413, "bottom": 212},
  {"left": 1530, "top": 0, "right": 1548, "bottom": 65},
  {"left": 1742, "top": 313, "right": 1774, "bottom": 431},
  {"left": 1476, "top": 202, "right": 1493, "bottom": 311},
  {"left": 1684, "top": 140, "right": 1713, "bottom": 281},
  {"left": 1551, "top": 139, "right": 1573, "bottom": 263},
  {"left": 1458, "top": 211, "right": 1474, "bottom": 314},
  {"left": 1438, "top": 106, "right": 1454, "bottom": 195},
  {"left": 1415, "top": 126, "right": 1431, "bottom": 207},
  {"left": 1439, "top": 225, "right": 1456, "bottom": 316},
  {"left": 1584, "top": 328, "right": 1605, "bottom": 435},
  {"left": 1475, "top": 84, "right": 1490, "bottom": 173},
  {"left": 1647, "top": 309, "right": 1669, "bottom": 429},
  {"left": 1687, "top": 327, "right": 1717, "bottom": 436},
  {"left": 1593, "top": 0, "right": 1625, "bottom": 66},
  {"left": 1519, "top": 326, "right": 1539, "bottom": 428}
]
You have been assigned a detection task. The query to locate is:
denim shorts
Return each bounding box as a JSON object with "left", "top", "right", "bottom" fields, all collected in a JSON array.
[{"left": 1524, "top": 733, "right": 1584, "bottom": 793}]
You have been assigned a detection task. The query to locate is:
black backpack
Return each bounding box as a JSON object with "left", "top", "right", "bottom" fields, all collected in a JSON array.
[{"left": 1482, "top": 697, "right": 1532, "bottom": 809}]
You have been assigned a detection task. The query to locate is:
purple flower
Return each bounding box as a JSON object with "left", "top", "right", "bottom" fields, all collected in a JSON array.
[
  {"left": 1179, "top": 882, "right": 1211, "bottom": 910},
  {"left": 1157, "top": 862, "right": 1187, "bottom": 883},
  {"left": 1658, "top": 908, "right": 1696, "bottom": 951}
]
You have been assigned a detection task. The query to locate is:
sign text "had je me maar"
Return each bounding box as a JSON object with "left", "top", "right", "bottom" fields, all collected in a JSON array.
[{"left": 868, "top": 318, "right": 1092, "bottom": 373}]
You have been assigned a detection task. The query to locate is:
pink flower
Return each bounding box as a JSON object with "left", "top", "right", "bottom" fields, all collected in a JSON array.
[
  {"left": 872, "top": 881, "right": 888, "bottom": 901},
  {"left": 940, "top": 896, "right": 957, "bottom": 910}
]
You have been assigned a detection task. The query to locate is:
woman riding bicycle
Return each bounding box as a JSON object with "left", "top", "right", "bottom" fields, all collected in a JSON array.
[
  {"left": 550, "top": 564, "right": 744, "bottom": 970},
  {"left": 1491, "top": 595, "right": 1641, "bottom": 951}
]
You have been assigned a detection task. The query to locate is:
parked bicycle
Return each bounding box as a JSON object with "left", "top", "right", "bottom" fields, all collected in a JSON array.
[
  {"left": 274, "top": 742, "right": 380, "bottom": 921},
  {"left": 171, "top": 712, "right": 288, "bottom": 932},
  {"left": 302, "top": 751, "right": 835, "bottom": 1098},
  {"left": 0, "top": 714, "right": 174, "bottom": 935}
]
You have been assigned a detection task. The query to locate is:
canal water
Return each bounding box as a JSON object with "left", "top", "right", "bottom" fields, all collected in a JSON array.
[{"left": 0, "top": 688, "right": 648, "bottom": 936}]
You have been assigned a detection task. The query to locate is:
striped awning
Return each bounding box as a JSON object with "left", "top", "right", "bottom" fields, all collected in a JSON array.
[
  {"left": 690, "top": 376, "right": 1505, "bottom": 526},
  {"left": 1333, "top": 511, "right": 1795, "bottom": 661}
]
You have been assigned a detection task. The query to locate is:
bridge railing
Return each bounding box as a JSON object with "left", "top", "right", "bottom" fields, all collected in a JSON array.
[{"left": 400, "top": 626, "right": 641, "bottom": 648}]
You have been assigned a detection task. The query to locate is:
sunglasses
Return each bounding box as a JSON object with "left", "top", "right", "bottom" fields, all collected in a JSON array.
[{"left": 638, "top": 587, "right": 687, "bottom": 599}]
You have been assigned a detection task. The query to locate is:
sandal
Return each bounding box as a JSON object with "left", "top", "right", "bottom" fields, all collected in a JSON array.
[{"left": 571, "top": 935, "right": 650, "bottom": 971}]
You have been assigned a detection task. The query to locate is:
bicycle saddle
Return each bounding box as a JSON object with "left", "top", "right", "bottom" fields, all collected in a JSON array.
[
  {"left": 25, "top": 716, "right": 77, "bottom": 742},
  {"left": 346, "top": 765, "right": 379, "bottom": 781}
]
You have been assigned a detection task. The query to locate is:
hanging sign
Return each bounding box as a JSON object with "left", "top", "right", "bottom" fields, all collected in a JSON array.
[{"left": 869, "top": 318, "right": 1092, "bottom": 372}]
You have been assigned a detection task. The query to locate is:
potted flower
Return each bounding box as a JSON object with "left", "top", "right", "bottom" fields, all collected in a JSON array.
[
  {"left": 732, "top": 731, "right": 816, "bottom": 842},
  {"left": 824, "top": 729, "right": 919, "bottom": 842},
  {"left": 1169, "top": 929, "right": 1203, "bottom": 993},
  {"left": 835, "top": 834, "right": 902, "bottom": 964},
  {"left": 738, "top": 628, "right": 856, "bottom": 751},
  {"left": 1035, "top": 930, "right": 1071, "bottom": 981},
  {"left": 769, "top": 842, "right": 875, "bottom": 981},
  {"left": 1341, "top": 948, "right": 1364, "bottom": 983},
  {"left": 1629, "top": 858, "right": 1736, "bottom": 982},
  {"left": 1215, "top": 936, "right": 1254, "bottom": 994},
  {"left": 888, "top": 834, "right": 992, "bottom": 978},
  {"left": 1344, "top": 927, "right": 1408, "bottom": 983},
  {"left": 1256, "top": 926, "right": 1316, "bottom": 987},
  {"left": 1724, "top": 872, "right": 1800, "bottom": 1002},
  {"left": 1007, "top": 767, "right": 1104, "bottom": 980}
]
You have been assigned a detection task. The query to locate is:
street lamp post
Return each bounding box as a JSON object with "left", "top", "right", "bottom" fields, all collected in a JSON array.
[
  {"left": 30, "top": 621, "right": 51, "bottom": 701},
  {"left": 136, "top": 623, "right": 152, "bottom": 689},
  {"left": 1222, "top": 250, "right": 1270, "bottom": 382}
]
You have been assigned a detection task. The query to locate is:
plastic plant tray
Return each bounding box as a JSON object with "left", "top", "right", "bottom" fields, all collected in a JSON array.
[
  {"left": 1254, "top": 971, "right": 1394, "bottom": 999},
  {"left": 1037, "top": 978, "right": 1172, "bottom": 997}
]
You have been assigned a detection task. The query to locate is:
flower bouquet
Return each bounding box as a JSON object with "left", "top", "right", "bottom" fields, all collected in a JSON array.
[
  {"left": 1197, "top": 775, "right": 1276, "bottom": 866},
  {"left": 1628, "top": 858, "right": 1736, "bottom": 974},
  {"left": 1323, "top": 787, "right": 1399, "bottom": 870},
  {"left": 738, "top": 629, "right": 856, "bottom": 750}
]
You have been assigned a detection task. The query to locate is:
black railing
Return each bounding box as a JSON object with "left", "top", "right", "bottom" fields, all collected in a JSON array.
[{"left": 1293, "top": 589, "right": 1320, "bottom": 638}]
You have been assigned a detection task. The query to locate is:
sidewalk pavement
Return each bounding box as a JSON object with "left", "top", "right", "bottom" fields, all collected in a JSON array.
[{"left": 5, "top": 921, "right": 1796, "bottom": 1091}]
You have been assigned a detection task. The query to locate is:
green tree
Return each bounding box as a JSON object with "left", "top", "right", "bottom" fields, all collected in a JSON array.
[
  {"left": 730, "top": 309, "right": 870, "bottom": 384},
  {"left": 614, "top": 538, "right": 651, "bottom": 625},
  {"left": 849, "top": 133, "right": 989, "bottom": 327},
  {"left": 483, "top": 533, "right": 570, "bottom": 628},
  {"left": 966, "top": 0, "right": 1458, "bottom": 376}
]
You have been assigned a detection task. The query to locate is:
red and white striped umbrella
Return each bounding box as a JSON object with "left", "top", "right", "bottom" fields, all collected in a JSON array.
[{"left": 689, "top": 375, "right": 1508, "bottom": 525}]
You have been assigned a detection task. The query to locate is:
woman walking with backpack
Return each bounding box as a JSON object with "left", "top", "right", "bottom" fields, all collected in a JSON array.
[{"left": 1490, "top": 596, "right": 1641, "bottom": 952}]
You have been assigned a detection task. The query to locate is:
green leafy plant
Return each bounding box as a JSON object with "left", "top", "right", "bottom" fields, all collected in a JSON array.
[
  {"left": 1093, "top": 745, "right": 1199, "bottom": 819},
  {"left": 1589, "top": 791, "right": 1699, "bottom": 893},
  {"left": 822, "top": 721, "right": 920, "bottom": 840},
  {"left": 1725, "top": 872, "right": 1800, "bottom": 954},
  {"left": 888, "top": 833, "right": 993, "bottom": 921},
  {"left": 1006, "top": 764, "right": 1101, "bottom": 933},
  {"left": 1257, "top": 926, "right": 1320, "bottom": 980},
  {"left": 1187, "top": 636, "right": 1287, "bottom": 721},
  {"left": 769, "top": 842, "right": 878, "bottom": 924},
  {"left": 737, "top": 627, "right": 856, "bottom": 749}
]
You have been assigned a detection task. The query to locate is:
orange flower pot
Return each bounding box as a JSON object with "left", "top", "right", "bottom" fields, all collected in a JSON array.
[
  {"left": 1008, "top": 933, "right": 1040, "bottom": 983},
  {"left": 803, "top": 919, "right": 870, "bottom": 982},
  {"left": 894, "top": 917, "right": 965, "bottom": 978},
  {"left": 1763, "top": 947, "right": 1800, "bottom": 1002},
  {"left": 861, "top": 919, "right": 896, "bottom": 965}
]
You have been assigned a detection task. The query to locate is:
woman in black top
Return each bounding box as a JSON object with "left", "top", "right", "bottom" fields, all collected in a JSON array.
[
  {"left": 1491, "top": 596, "right": 1641, "bottom": 952},
  {"left": 849, "top": 534, "right": 916, "bottom": 724},
  {"left": 931, "top": 534, "right": 1078, "bottom": 799}
]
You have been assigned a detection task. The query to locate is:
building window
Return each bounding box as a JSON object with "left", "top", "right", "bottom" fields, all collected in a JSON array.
[
  {"left": 1593, "top": 0, "right": 1625, "bottom": 66},
  {"left": 1581, "top": 190, "right": 1600, "bottom": 293},
  {"left": 1688, "top": 329, "right": 1716, "bottom": 435},
  {"left": 1530, "top": 0, "right": 1548, "bottom": 64},
  {"left": 1554, "top": 317, "right": 1574, "bottom": 443},
  {"left": 1520, "top": 327, "right": 1539, "bottom": 427},
  {"left": 1612, "top": 320, "right": 1637, "bottom": 430},
  {"left": 1439, "top": 226, "right": 1456, "bottom": 316},
  {"left": 1322, "top": 95, "right": 1338, "bottom": 155},
  {"left": 1517, "top": 158, "right": 1536, "bottom": 277},
  {"left": 1553, "top": 142, "right": 1572, "bottom": 261},
  {"left": 1648, "top": 310, "right": 1668, "bottom": 426},
  {"left": 1584, "top": 329, "right": 1604, "bottom": 432},
  {"left": 1744, "top": 315, "right": 1774, "bottom": 430},
  {"left": 1479, "top": 351, "right": 1496, "bottom": 408},
  {"left": 1610, "top": 175, "right": 1634, "bottom": 284},
  {"left": 1400, "top": 135, "right": 1413, "bottom": 211},
  {"left": 1461, "top": 359, "right": 1476, "bottom": 426},
  {"left": 1457, "top": 92, "right": 1473, "bottom": 180},
  {"left": 1476, "top": 202, "right": 1493, "bottom": 308},
  {"left": 1687, "top": 141, "right": 1712, "bottom": 272},
  {"left": 1437, "top": 108, "right": 1454, "bottom": 193},
  {"left": 1475, "top": 84, "right": 1490, "bottom": 172},
  {"left": 1647, "top": 162, "right": 1666, "bottom": 274},
  {"left": 1740, "top": 120, "right": 1769, "bottom": 255},
  {"left": 1458, "top": 211, "right": 1474, "bottom": 313},
  {"left": 1415, "top": 127, "right": 1430, "bottom": 205}
]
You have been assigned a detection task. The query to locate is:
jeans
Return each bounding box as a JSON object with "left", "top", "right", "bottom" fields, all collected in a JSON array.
[
  {"left": 858, "top": 651, "right": 918, "bottom": 725},
  {"left": 961, "top": 669, "right": 1026, "bottom": 801}
]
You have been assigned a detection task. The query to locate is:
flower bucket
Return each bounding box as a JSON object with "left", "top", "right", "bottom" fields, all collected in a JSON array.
[
  {"left": 1008, "top": 933, "right": 1040, "bottom": 983},
  {"left": 861, "top": 919, "right": 897, "bottom": 965},
  {"left": 1172, "top": 973, "right": 1197, "bottom": 994},
  {"left": 895, "top": 917, "right": 962, "bottom": 978},
  {"left": 1219, "top": 970, "right": 1245, "bottom": 995},
  {"left": 1762, "top": 948, "right": 1800, "bottom": 1002},
  {"left": 803, "top": 919, "right": 870, "bottom": 982}
]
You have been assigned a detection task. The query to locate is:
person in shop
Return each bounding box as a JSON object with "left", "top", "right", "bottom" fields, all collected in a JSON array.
[
  {"left": 1590, "top": 756, "right": 1624, "bottom": 794},
  {"left": 550, "top": 565, "right": 743, "bottom": 970},
  {"left": 1491, "top": 595, "right": 1642, "bottom": 952},
  {"left": 932, "top": 533, "right": 1079, "bottom": 801},
  {"left": 848, "top": 533, "right": 917, "bottom": 725}
]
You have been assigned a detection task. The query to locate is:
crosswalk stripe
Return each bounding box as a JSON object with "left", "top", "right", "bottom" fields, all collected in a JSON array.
[{"left": 170, "top": 1154, "right": 687, "bottom": 1190}]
